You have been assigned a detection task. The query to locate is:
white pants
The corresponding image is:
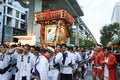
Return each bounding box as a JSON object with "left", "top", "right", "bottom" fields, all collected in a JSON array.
[
  {"left": 48, "top": 69, "right": 59, "bottom": 80},
  {"left": 104, "top": 76, "right": 109, "bottom": 80}
]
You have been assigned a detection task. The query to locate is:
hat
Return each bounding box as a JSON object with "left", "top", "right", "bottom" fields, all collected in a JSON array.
[{"left": 45, "top": 46, "right": 55, "bottom": 53}]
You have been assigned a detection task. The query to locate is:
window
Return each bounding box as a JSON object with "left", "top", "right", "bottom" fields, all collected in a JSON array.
[
  {"left": 15, "top": 20, "right": 19, "bottom": 28},
  {"left": 0, "top": 1, "right": 2, "bottom": 5},
  {"left": 8, "top": 1, "right": 12, "bottom": 5},
  {"left": 20, "top": 21, "right": 25, "bottom": 29},
  {"left": 16, "top": 10, "right": 19, "bottom": 18},
  {"left": 21, "top": 13, "right": 25, "bottom": 20},
  {"left": 7, "top": 7, "right": 12, "bottom": 15},
  {"left": 0, "top": 22, "right": 1, "bottom": 26},
  {"left": 7, "top": 17, "right": 12, "bottom": 26},
  {"left": 0, "top": 12, "right": 2, "bottom": 16}
]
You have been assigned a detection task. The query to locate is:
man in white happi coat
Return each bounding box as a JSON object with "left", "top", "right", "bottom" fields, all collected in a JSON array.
[
  {"left": 33, "top": 46, "right": 54, "bottom": 80},
  {"left": 54, "top": 44, "right": 76, "bottom": 80},
  {"left": 12, "top": 44, "right": 36, "bottom": 80},
  {"left": 48, "top": 44, "right": 61, "bottom": 80},
  {"left": 73, "top": 46, "right": 82, "bottom": 80},
  {"left": 0, "top": 47, "right": 12, "bottom": 80}
]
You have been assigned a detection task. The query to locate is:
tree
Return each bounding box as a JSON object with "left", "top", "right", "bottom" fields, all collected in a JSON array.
[
  {"left": 79, "top": 38, "right": 85, "bottom": 47},
  {"left": 84, "top": 40, "right": 96, "bottom": 48},
  {"left": 100, "top": 23, "right": 120, "bottom": 47},
  {"left": 70, "top": 34, "right": 76, "bottom": 45}
]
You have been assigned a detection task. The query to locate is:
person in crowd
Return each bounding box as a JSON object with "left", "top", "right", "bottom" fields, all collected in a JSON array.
[
  {"left": 0, "top": 45, "right": 4, "bottom": 53},
  {"left": 48, "top": 44, "right": 61, "bottom": 80},
  {"left": 34, "top": 46, "right": 41, "bottom": 59},
  {"left": 102, "top": 47, "right": 116, "bottom": 80},
  {"left": 30, "top": 46, "right": 35, "bottom": 54},
  {"left": 32, "top": 46, "right": 55, "bottom": 80},
  {"left": 79, "top": 47, "right": 86, "bottom": 79},
  {"left": 0, "top": 47, "right": 12, "bottom": 80},
  {"left": 11, "top": 44, "right": 36, "bottom": 80},
  {"left": 72, "top": 46, "right": 82, "bottom": 80},
  {"left": 90, "top": 46, "right": 104, "bottom": 80},
  {"left": 87, "top": 48, "right": 94, "bottom": 70},
  {"left": 54, "top": 44, "right": 76, "bottom": 80}
]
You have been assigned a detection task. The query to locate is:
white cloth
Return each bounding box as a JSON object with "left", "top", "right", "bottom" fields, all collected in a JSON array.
[
  {"left": 60, "top": 51, "right": 75, "bottom": 74},
  {"left": 48, "top": 69, "right": 59, "bottom": 80},
  {"left": 54, "top": 52, "right": 63, "bottom": 64},
  {"left": 11, "top": 51, "right": 36, "bottom": 80},
  {"left": 104, "top": 57, "right": 109, "bottom": 78},
  {"left": 73, "top": 52, "right": 82, "bottom": 70},
  {"left": 36, "top": 55, "right": 49, "bottom": 80},
  {"left": 0, "top": 53, "right": 11, "bottom": 80},
  {"left": 48, "top": 56, "right": 59, "bottom": 80},
  {"left": 74, "top": 52, "right": 82, "bottom": 62}
]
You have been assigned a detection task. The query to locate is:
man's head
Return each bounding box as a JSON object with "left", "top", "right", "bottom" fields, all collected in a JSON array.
[
  {"left": 23, "top": 44, "right": 31, "bottom": 55},
  {"left": 55, "top": 44, "right": 61, "bottom": 53},
  {"left": 61, "top": 44, "right": 67, "bottom": 52},
  {"left": 103, "top": 47, "right": 111, "bottom": 56},
  {"left": 80, "top": 47, "right": 85, "bottom": 52},
  {"left": 44, "top": 46, "right": 55, "bottom": 59},
  {"left": 0, "top": 45, "right": 3, "bottom": 52},
  {"left": 34, "top": 46, "right": 40, "bottom": 56},
  {"left": 30, "top": 46, "right": 35, "bottom": 53},
  {"left": 73, "top": 46, "right": 78, "bottom": 52}
]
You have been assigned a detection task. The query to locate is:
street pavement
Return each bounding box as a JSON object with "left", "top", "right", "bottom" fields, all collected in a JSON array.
[{"left": 84, "top": 70, "right": 92, "bottom": 80}]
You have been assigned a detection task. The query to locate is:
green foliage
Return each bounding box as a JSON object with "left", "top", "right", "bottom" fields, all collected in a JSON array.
[
  {"left": 67, "top": 27, "right": 73, "bottom": 37},
  {"left": 70, "top": 34, "right": 96, "bottom": 47},
  {"left": 100, "top": 23, "right": 120, "bottom": 47},
  {"left": 79, "top": 38, "right": 85, "bottom": 47},
  {"left": 84, "top": 40, "right": 96, "bottom": 48},
  {"left": 70, "top": 34, "right": 76, "bottom": 45}
]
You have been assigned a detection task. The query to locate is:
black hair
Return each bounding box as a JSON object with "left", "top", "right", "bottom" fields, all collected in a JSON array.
[
  {"left": 68, "top": 46, "right": 73, "bottom": 51},
  {"left": 24, "top": 44, "right": 31, "bottom": 50},
  {"left": 61, "top": 43, "right": 67, "bottom": 47},
  {"left": 103, "top": 47, "right": 111, "bottom": 51},
  {"left": 56, "top": 44, "right": 62, "bottom": 48},
  {"left": 74, "top": 46, "right": 78, "bottom": 48},
  {"left": 35, "top": 46, "right": 40, "bottom": 51}
]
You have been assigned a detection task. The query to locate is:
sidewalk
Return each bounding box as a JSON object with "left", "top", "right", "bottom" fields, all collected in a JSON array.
[{"left": 84, "top": 70, "right": 92, "bottom": 80}]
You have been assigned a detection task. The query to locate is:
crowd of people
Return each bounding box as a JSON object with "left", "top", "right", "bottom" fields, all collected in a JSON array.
[{"left": 0, "top": 43, "right": 117, "bottom": 80}]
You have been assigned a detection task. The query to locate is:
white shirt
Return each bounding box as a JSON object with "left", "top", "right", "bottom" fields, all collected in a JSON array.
[
  {"left": 74, "top": 52, "right": 82, "bottom": 62},
  {"left": 56, "top": 51, "right": 75, "bottom": 74},
  {"left": 104, "top": 57, "right": 109, "bottom": 77},
  {"left": 12, "top": 51, "right": 36, "bottom": 80},
  {"left": 36, "top": 55, "right": 49, "bottom": 80},
  {"left": 0, "top": 53, "right": 11, "bottom": 80}
]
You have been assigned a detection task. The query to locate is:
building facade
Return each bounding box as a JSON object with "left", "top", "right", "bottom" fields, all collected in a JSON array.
[
  {"left": 73, "top": 18, "right": 97, "bottom": 45},
  {"left": 0, "top": 0, "right": 4, "bottom": 44},
  {"left": 0, "top": 0, "right": 28, "bottom": 44},
  {"left": 111, "top": 2, "right": 120, "bottom": 23}
]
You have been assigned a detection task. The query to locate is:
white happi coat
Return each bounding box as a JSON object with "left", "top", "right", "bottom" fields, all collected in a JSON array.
[
  {"left": 48, "top": 56, "right": 59, "bottom": 80},
  {"left": 54, "top": 51, "right": 75, "bottom": 74},
  {"left": 12, "top": 51, "right": 36, "bottom": 80},
  {"left": 0, "top": 53, "right": 11, "bottom": 80},
  {"left": 36, "top": 55, "right": 49, "bottom": 80}
]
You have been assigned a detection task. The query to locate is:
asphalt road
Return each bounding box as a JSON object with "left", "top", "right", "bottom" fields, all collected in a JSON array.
[{"left": 85, "top": 70, "right": 92, "bottom": 80}]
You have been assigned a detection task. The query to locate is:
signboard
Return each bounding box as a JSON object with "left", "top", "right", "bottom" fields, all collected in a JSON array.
[{"left": 14, "top": 36, "right": 36, "bottom": 45}]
